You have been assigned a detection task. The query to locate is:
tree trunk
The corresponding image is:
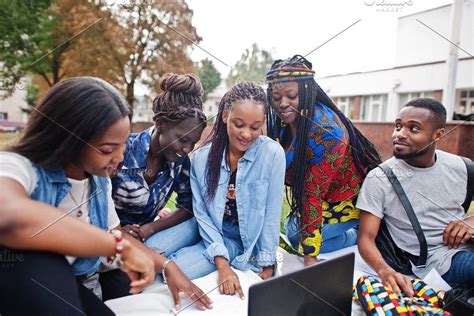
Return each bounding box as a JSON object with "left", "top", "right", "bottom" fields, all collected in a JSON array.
[
  {"left": 126, "top": 80, "right": 135, "bottom": 121},
  {"left": 52, "top": 55, "right": 60, "bottom": 85}
]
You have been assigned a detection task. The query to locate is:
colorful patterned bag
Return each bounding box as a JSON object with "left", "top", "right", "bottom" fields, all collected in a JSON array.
[{"left": 353, "top": 275, "right": 450, "bottom": 315}]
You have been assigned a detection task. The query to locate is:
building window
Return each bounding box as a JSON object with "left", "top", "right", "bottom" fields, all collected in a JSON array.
[
  {"left": 334, "top": 96, "right": 355, "bottom": 119},
  {"left": 361, "top": 95, "right": 388, "bottom": 121},
  {"left": 0, "top": 112, "right": 7, "bottom": 121},
  {"left": 398, "top": 91, "right": 434, "bottom": 109},
  {"left": 458, "top": 89, "right": 474, "bottom": 114}
]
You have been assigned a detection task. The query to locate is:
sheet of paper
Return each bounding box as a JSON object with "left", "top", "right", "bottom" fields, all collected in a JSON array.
[
  {"left": 422, "top": 269, "right": 452, "bottom": 292},
  {"left": 175, "top": 269, "right": 261, "bottom": 315},
  {"left": 106, "top": 269, "right": 262, "bottom": 316}
]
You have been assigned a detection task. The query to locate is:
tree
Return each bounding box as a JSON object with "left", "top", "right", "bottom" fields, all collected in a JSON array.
[
  {"left": 0, "top": 0, "right": 121, "bottom": 99},
  {"left": 95, "top": 0, "right": 201, "bottom": 110},
  {"left": 53, "top": 0, "right": 127, "bottom": 85},
  {"left": 0, "top": 0, "right": 201, "bottom": 117},
  {"left": 196, "top": 58, "right": 221, "bottom": 102},
  {"left": 0, "top": 0, "right": 55, "bottom": 97},
  {"left": 226, "top": 43, "right": 274, "bottom": 88}
]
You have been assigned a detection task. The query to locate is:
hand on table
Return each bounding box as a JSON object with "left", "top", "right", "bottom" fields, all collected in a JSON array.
[
  {"left": 258, "top": 266, "right": 274, "bottom": 280},
  {"left": 165, "top": 261, "right": 213, "bottom": 311},
  {"left": 217, "top": 266, "right": 244, "bottom": 299}
]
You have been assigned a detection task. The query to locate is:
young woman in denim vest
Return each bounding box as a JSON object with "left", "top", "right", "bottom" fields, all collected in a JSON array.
[
  {"left": 0, "top": 77, "right": 211, "bottom": 315},
  {"left": 164, "top": 81, "right": 286, "bottom": 299},
  {"left": 266, "top": 55, "right": 382, "bottom": 266}
]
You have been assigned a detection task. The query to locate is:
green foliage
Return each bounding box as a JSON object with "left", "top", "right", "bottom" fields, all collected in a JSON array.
[
  {"left": 226, "top": 43, "right": 273, "bottom": 88},
  {"left": 0, "top": 0, "right": 201, "bottom": 112},
  {"left": 196, "top": 58, "right": 221, "bottom": 102},
  {"left": 280, "top": 193, "right": 291, "bottom": 233},
  {"left": 25, "top": 83, "right": 39, "bottom": 107},
  {"left": 0, "top": 0, "right": 57, "bottom": 97}
]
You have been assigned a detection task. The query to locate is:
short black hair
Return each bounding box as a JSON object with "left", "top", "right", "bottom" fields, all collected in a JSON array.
[{"left": 404, "top": 98, "right": 446, "bottom": 128}]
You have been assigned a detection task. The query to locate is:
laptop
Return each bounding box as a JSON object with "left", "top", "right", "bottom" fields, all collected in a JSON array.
[{"left": 248, "top": 253, "right": 354, "bottom": 316}]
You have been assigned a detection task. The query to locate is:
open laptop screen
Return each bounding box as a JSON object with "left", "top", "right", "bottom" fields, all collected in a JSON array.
[{"left": 248, "top": 253, "right": 355, "bottom": 316}]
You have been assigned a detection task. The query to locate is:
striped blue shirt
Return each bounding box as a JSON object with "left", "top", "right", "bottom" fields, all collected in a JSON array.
[{"left": 111, "top": 127, "right": 192, "bottom": 226}]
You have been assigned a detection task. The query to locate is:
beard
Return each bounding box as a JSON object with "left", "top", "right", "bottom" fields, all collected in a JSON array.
[{"left": 393, "top": 144, "right": 432, "bottom": 159}]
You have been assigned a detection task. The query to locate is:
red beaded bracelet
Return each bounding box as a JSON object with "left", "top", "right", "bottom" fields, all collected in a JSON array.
[{"left": 107, "top": 229, "right": 124, "bottom": 267}]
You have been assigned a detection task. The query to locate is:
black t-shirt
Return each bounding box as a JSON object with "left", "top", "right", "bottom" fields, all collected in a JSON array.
[{"left": 223, "top": 170, "right": 238, "bottom": 224}]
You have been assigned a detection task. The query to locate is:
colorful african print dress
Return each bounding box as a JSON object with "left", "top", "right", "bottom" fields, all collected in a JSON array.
[{"left": 283, "top": 102, "right": 363, "bottom": 257}]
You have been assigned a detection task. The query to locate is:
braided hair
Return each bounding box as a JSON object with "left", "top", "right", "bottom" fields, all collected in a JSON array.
[
  {"left": 266, "top": 55, "right": 381, "bottom": 219},
  {"left": 204, "top": 81, "right": 267, "bottom": 202},
  {"left": 152, "top": 73, "right": 207, "bottom": 128}
]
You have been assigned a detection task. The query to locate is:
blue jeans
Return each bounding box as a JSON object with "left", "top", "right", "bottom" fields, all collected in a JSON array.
[
  {"left": 284, "top": 216, "right": 358, "bottom": 254},
  {"left": 167, "top": 219, "right": 245, "bottom": 280},
  {"left": 442, "top": 251, "right": 474, "bottom": 288},
  {"left": 144, "top": 217, "right": 201, "bottom": 256}
]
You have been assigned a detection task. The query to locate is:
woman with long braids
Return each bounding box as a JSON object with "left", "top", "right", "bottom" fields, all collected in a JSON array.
[
  {"left": 167, "top": 81, "right": 285, "bottom": 298},
  {"left": 266, "top": 55, "right": 381, "bottom": 266}
]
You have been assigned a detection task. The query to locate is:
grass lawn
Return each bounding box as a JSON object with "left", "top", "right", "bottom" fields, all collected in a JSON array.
[
  {"left": 0, "top": 133, "right": 20, "bottom": 149},
  {"left": 166, "top": 190, "right": 473, "bottom": 227}
]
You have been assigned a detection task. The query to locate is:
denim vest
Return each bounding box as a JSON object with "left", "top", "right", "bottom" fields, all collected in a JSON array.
[{"left": 30, "top": 164, "right": 109, "bottom": 276}]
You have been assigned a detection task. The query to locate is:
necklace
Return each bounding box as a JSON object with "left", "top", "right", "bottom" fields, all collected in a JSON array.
[{"left": 68, "top": 180, "right": 88, "bottom": 218}]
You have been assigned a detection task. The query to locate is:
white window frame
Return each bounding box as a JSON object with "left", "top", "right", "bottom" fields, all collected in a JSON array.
[
  {"left": 459, "top": 89, "right": 474, "bottom": 114},
  {"left": 398, "top": 91, "right": 434, "bottom": 110},
  {"left": 362, "top": 94, "right": 387, "bottom": 121},
  {"left": 334, "top": 96, "right": 355, "bottom": 119},
  {"left": 335, "top": 97, "right": 348, "bottom": 116}
]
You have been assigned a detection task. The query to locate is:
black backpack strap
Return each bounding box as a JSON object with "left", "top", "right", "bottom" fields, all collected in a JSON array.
[
  {"left": 461, "top": 157, "right": 474, "bottom": 213},
  {"left": 379, "top": 164, "right": 428, "bottom": 268}
]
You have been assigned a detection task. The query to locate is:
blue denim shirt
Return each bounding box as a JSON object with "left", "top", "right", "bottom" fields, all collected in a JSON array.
[
  {"left": 111, "top": 127, "right": 193, "bottom": 225},
  {"left": 190, "top": 136, "right": 285, "bottom": 272},
  {"left": 30, "top": 164, "right": 109, "bottom": 276}
]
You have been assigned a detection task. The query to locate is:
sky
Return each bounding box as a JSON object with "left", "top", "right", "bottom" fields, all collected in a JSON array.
[{"left": 186, "top": 0, "right": 454, "bottom": 80}]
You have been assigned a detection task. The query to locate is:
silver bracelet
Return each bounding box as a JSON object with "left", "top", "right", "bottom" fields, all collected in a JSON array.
[{"left": 162, "top": 259, "right": 173, "bottom": 284}]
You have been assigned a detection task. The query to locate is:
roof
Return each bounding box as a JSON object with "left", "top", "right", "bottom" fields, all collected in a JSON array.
[
  {"left": 317, "top": 56, "right": 474, "bottom": 79},
  {"left": 398, "top": 3, "right": 451, "bottom": 19}
]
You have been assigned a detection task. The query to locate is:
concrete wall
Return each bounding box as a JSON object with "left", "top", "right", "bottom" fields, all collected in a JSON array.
[
  {"left": 395, "top": 2, "right": 473, "bottom": 67},
  {"left": 131, "top": 122, "right": 153, "bottom": 133},
  {"left": 0, "top": 88, "right": 28, "bottom": 122},
  {"left": 317, "top": 57, "right": 474, "bottom": 122}
]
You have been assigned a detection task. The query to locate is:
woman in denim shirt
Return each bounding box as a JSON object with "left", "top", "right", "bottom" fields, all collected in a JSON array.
[{"left": 167, "top": 81, "right": 285, "bottom": 298}]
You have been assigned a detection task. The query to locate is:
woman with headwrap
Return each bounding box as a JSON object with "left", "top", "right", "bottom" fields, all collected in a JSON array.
[{"left": 266, "top": 55, "right": 381, "bottom": 265}]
